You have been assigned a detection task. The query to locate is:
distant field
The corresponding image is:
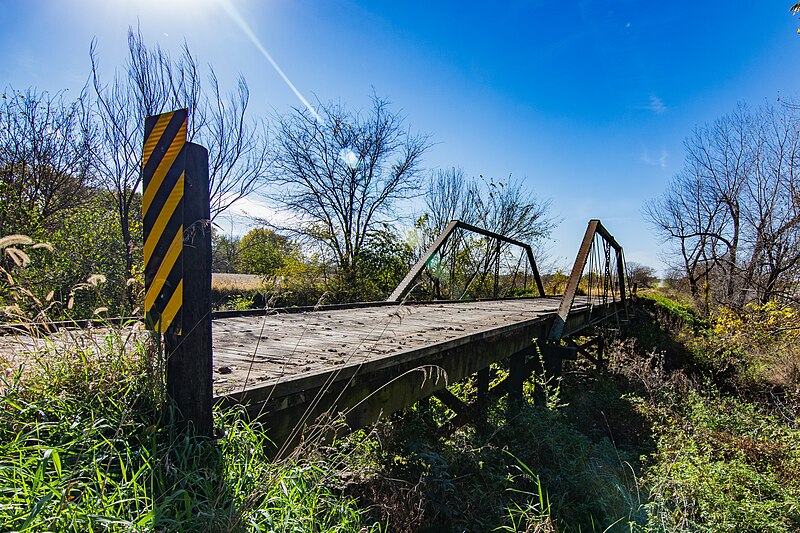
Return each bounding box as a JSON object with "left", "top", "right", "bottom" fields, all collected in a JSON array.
[{"left": 212, "top": 273, "right": 262, "bottom": 292}]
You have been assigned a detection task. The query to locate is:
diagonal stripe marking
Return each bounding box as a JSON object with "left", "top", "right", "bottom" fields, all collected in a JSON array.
[
  {"left": 142, "top": 113, "right": 173, "bottom": 169},
  {"left": 142, "top": 119, "right": 186, "bottom": 216},
  {"left": 145, "top": 227, "right": 183, "bottom": 310},
  {"left": 159, "top": 279, "right": 183, "bottom": 334},
  {"left": 144, "top": 172, "right": 184, "bottom": 261}
]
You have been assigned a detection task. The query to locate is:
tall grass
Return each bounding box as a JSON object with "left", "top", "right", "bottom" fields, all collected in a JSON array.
[
  {"left": 1, "top": 234, "right": 378, "bottom": 530},
  {"left": 0, "top": 327, "right": 379, "bottom": 532},
  {"left": 5, "top": 232, "right": 800, "bottom": 531}
]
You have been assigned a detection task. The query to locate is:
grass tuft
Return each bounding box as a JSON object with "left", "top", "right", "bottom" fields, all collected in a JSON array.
[{"left": 0, "top": 325, "right": 379, "bottom": 532}]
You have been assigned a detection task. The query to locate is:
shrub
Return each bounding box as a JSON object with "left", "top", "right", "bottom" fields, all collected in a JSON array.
[{"left": 641, "top": 391, "right": 800, "bottom": 532}]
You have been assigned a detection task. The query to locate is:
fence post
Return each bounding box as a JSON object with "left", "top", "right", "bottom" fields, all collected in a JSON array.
[{"left": 165, "top": 142, "right": 213, "bottom": 437}]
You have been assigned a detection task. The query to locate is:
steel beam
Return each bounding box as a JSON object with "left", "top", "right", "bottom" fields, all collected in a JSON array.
[
  {"left": 548, "top": 219, "right": 627, "bottom": 342},
  {"left": 549, "top": 220, "right": 599, "bottom": 341},
  {"left": 388, "top": 220, "right": 545, "bottom": 302}
]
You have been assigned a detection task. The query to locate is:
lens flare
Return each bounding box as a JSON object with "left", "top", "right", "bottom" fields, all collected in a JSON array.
[
  {"left": 216, "top": 0, "right": 322, "bottom": 123},
  {"left": 338, "top": 147, "right": 359, "bottom": 169}
]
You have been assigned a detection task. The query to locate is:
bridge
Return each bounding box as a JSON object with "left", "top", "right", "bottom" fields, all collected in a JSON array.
[
  {"left": 0, "top": 218, "right": 628, "bottom": 453},
  {"left": 210, "top": 219, "right": 629, "bottom": 452}
]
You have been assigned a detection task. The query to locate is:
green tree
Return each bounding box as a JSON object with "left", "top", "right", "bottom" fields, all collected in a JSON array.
[
  {"left": 270, "top": 252, "right": 327, "bottom": 307},
  {"left": 9, "top": 190, "right": 132, "bottom": 319},
  {"left": 238, "top": 228, "right": 293, "bottom": 280},
  {"left": 211, "top": 232, "right": 241, "bottom": 273},
  {"left": 353, "top": 227, "right": 415, "bottom": 301}
]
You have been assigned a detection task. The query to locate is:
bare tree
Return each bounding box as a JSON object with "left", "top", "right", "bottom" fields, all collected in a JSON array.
[
  {"left": 644, "top": 168, "right": 718, "bottom": 309},
  {"left": 89, "top": 28, "right": 269, "bottom": 307},
  {"left": 743, "top": 104, "right": 800, "bottom": 304},
  {"left": 0, "top": 87, "right": 94, "bottom": 235},
  {"left": 419, "top": 167, "right": 479, "bottom": 238},
  {"left": 474, "top": 175, "right": 555, "bottom": 244},
  {"left": 645, "top": 102, "right": 800, "bottom": 310},
  {"left": 268, "top": 94, "right": 428, "bottom": 298},
  {"left": 416, "top": 169, "right": 556, "bottom": 299},
  {"left": 627, "top": 262, "right": 658, "bottom": 289},
  {"left": 420, "top": 168, "right": 554, "bottom": 245}
]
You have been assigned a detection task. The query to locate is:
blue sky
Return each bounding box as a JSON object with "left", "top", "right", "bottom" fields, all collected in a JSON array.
[{"left": 2, "top": 1, "right": 799, "bottom": 273}]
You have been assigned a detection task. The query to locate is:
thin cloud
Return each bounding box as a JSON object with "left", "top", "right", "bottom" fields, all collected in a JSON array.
[
  {"left": 641, "top": 147, "right": 668, "bottom": 169},
  {"left": 646, "top": 95, "right": 667, "bottom": 114}
]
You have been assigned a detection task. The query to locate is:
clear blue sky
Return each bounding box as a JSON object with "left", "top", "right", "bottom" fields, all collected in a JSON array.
[{"left": 2, "top": 1, "right": 799, "bottom": 273}]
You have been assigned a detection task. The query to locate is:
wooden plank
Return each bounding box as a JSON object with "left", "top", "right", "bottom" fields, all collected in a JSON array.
[
  {"left": 212, "top": 298, "right": 561, "bottom": 394},
  {"left": 214, "top": 301, "right": 608, "bottom": 453},
  {"left": 212, "top": 297, "right": 591, "bottom": 399}
]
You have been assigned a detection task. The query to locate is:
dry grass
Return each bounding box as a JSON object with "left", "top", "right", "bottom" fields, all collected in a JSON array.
[{"left": 212, "top": 272, "right": 263, "bottom": 292}]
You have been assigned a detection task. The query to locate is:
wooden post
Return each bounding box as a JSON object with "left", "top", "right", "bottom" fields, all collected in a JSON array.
[
  {"left": 166, "top": 142, "right": 213, "bottom": 437},
  {"left": 476, "top": 366, "right": 490, "bottom": 409}
]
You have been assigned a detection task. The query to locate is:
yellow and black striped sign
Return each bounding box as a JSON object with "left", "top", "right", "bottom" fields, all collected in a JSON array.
[{"left": 142, "top": 109, "right": 187, "bottom": 334}]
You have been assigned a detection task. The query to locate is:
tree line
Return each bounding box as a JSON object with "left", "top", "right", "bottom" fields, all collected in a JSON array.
[
  {"left": 0, "top": 29, "right": 556, "bottom": 319},
  {"left": 645, "top": 102, "right": 800, "bottom": 313}
]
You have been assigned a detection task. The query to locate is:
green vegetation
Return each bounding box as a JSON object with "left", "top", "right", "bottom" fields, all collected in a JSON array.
[
  {"left": 3, "top": 228, "right": 800, "bottom": 531},
  {"left": 3, "top": 289, "right": 799, "bottom": 531},
  {"left": 642, "top": 392, "right": 800, "bottom": 531},
  {"left": 0, "top": 330, "right": 377, "bottom": 532}
]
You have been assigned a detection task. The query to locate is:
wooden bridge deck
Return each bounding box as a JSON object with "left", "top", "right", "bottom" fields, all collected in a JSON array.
[
  {"left": 212, "top": 295, "right": 616, "bottom": 448},
  {"left": 0, "top": 294, "right": 618, "bottom": 449},
  {"left": 212, "top": 297, "right": 571, "bottom": 395}
]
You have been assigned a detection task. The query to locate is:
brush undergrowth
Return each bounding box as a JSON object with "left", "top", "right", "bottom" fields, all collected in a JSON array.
[
  {"left": 1, "top": 234, "right": 376, "bottom": 531},
  {"left": 0, "top": 328, "right": 378, "bottom": 532},
  {"left": 327, "top": 293, "right": 800, "bottom": 532},
  {"left": 328, "top": 364, "right": 646, "bottom": 532},
  {"left": 624, "top": 294, "right": 800, "bottom": 532},
  {"left": 6, "top": 294, "right": 799, "bottom": 532},
  {"left": 639, "top": 390, "right": 800, "bottom": 531},
  {"left": 4, "top": 232, "right": 800, "bottom": 532}
]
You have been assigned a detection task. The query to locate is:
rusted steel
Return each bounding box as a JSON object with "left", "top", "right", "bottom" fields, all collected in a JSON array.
[
  {"left": 388, "top": 220, "right": 459, "bottom": 302},
  {"left": 616, "top": 248, "right": 628, "bottom": 315},
  {"left": 387, "top": 220, "right": 545, "bottom": 302},
  {"left": 549, "top": 220, "right": 599, "bottom": 341},
  {"left": 524, "top": 246, "right": 545, "bottom": 296},
  {"left": 549, "top": 219, "right": 627, "bottom": 342}
]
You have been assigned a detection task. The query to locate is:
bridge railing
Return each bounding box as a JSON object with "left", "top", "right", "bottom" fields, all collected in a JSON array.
[
  {"left": 387, "top": 220, "right": 546, "bottom": 302},
  {"left": 549, "top": 219, "right": 628, "bottom": 341}
]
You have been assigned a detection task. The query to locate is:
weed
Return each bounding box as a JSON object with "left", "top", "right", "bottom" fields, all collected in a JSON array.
[
  {"left": 0, "top": 330, "right": 380, "bottom": 532},
  {"left": 0, "top": 241, "right": 378, "bottom": 531},
  {"left": 641, "top": 391, "right": 800, "bottom": 532}
]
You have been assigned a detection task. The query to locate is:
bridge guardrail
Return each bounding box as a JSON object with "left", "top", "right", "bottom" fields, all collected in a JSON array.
[
  {"left": 388, "top": 219, "right": 545, "bottom": 302},
  {"left": 549, "top": 219, "right": 628, "bottom": 342}
]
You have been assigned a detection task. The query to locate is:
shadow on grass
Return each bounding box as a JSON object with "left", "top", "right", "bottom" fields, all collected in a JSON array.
[{"left": 337, "top": 350, "right": 656, "bottom": 532}]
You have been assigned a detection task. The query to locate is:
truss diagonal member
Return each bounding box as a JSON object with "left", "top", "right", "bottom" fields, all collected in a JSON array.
[
  {"left": 387, "top": 220, "right": 546, "bottom": 302},
  {"left": 388, "top": 220, "right": 459, "bottom": 302},
  {"left": 549, "top": 219, "right": 627, "bottom": 342}
]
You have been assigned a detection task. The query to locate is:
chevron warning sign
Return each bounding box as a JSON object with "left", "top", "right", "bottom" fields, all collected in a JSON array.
[{"left": 142, "top": 108, "right": 187, "bottom": 334}]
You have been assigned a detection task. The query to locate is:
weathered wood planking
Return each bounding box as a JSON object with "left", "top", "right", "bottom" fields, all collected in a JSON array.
[
  {"left": 0, "top": 295, "right": 618, "bottom": 448},
  {"left": 212, "top": 296, "right": 620, "bottom": 451},
  {"left": 211, "top": 297, "right": 571, "bottom": 395}
]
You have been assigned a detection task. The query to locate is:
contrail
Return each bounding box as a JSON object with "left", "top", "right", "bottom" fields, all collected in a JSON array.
[{"left": 216, "top": 0, "right": 322, "bottom": 123}]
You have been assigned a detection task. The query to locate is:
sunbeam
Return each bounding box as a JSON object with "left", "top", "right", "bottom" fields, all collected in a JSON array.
[{"left": 216, "top": 0, "right": 322, "bottom": 122}]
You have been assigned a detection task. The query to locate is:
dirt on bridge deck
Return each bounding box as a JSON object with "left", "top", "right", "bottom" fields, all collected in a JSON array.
[
  {"left": 211, "top": 297, "right": 571, "bottom": 396},
  {"left": 0, "top": 297, "right": 590, "bottom": 397}
]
